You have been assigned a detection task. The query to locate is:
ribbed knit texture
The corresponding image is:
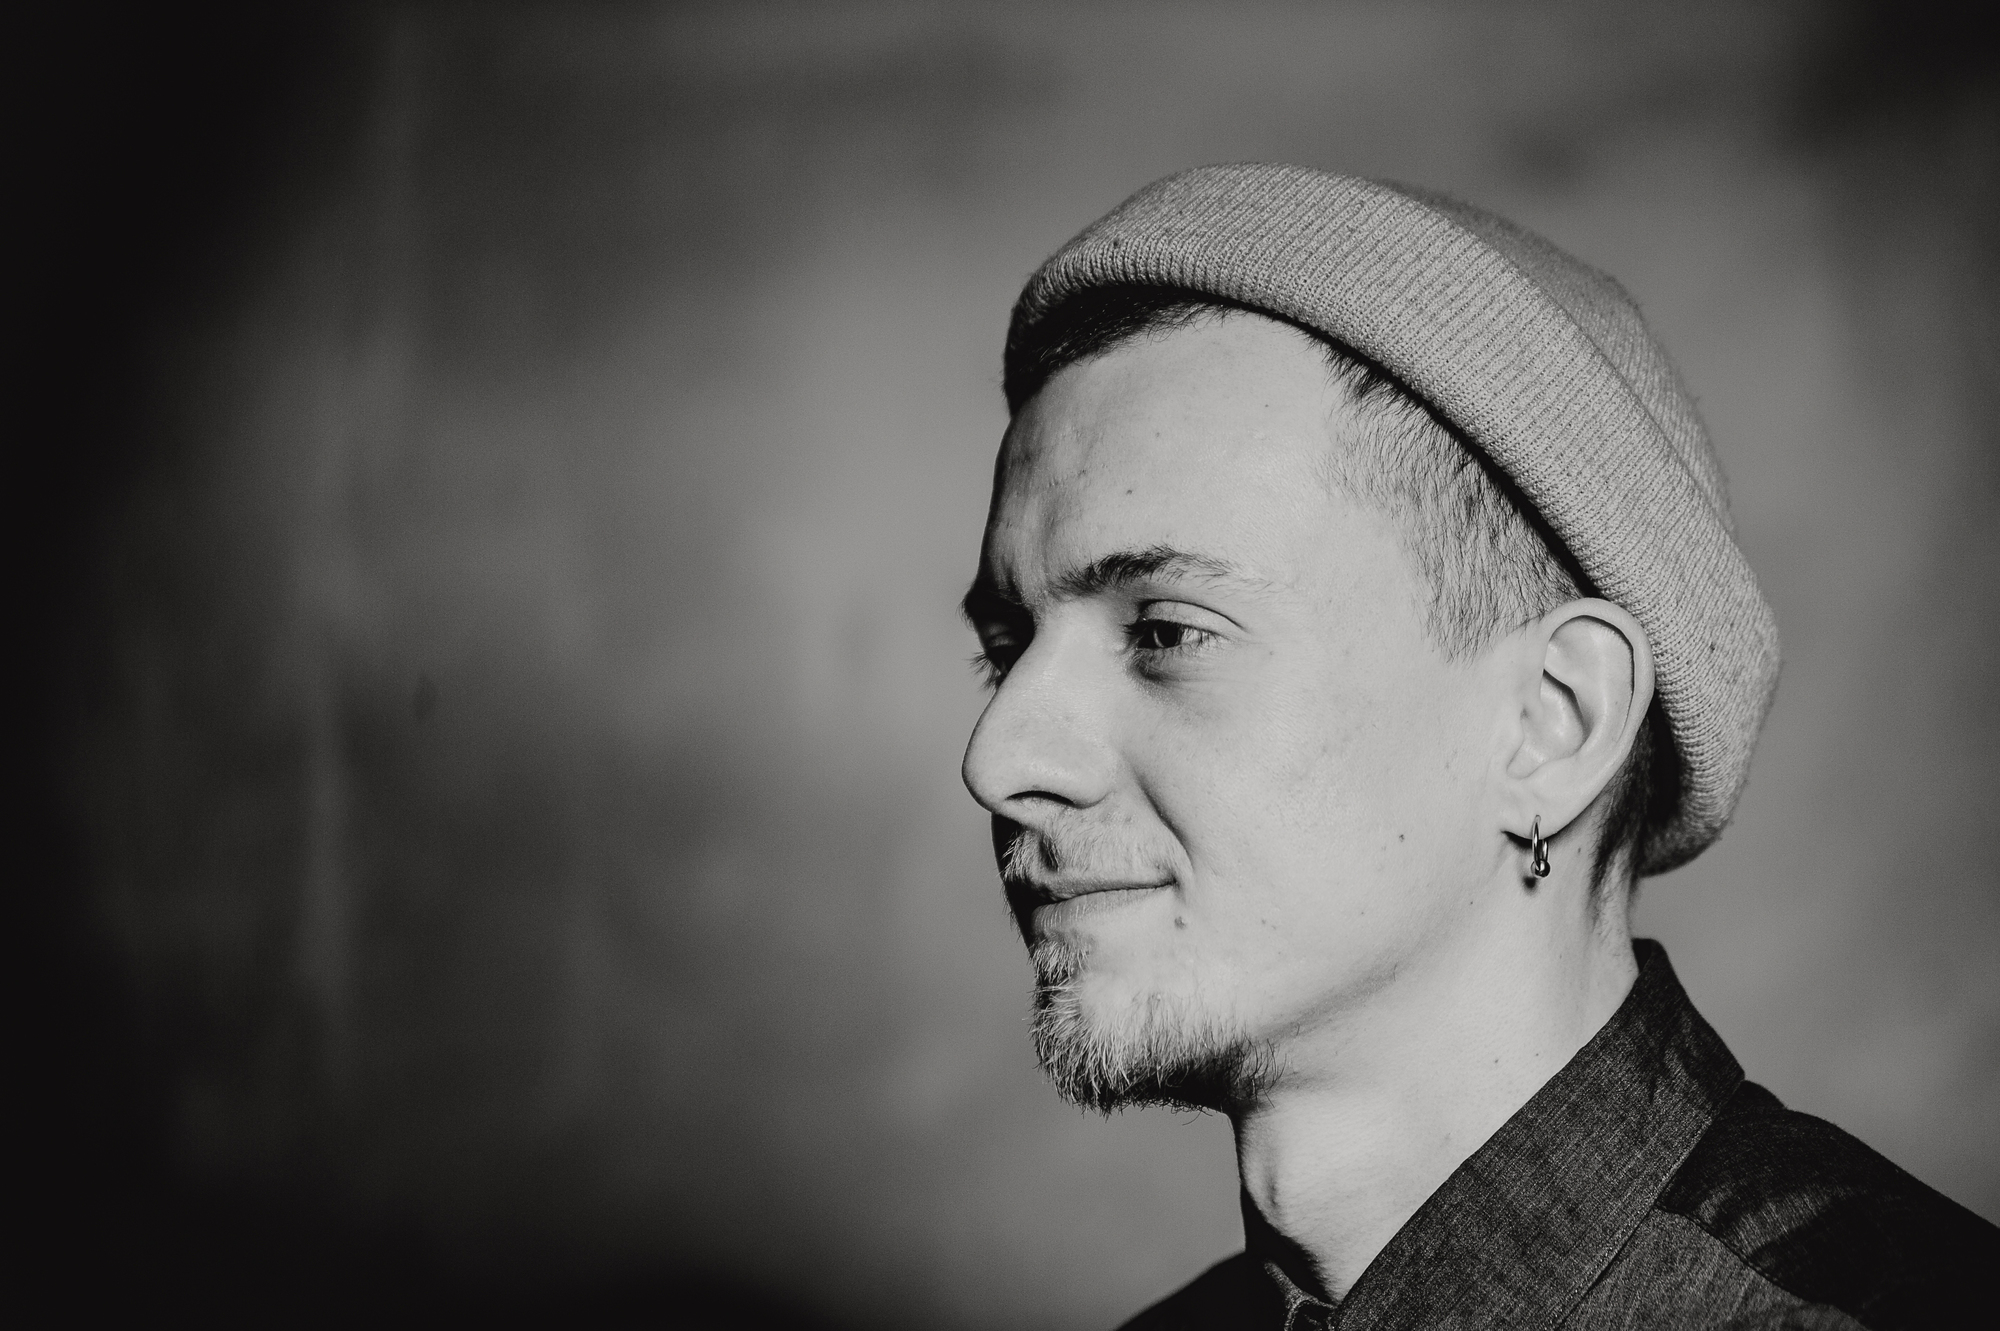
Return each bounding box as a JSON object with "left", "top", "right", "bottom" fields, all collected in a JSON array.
[{"left": 1009, "top": 164, "right": 1780, "bottom": 874}]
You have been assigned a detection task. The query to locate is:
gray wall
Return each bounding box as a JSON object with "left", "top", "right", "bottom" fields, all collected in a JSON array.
[{"left": 46, "top": 3, "right": 1998, "bottom": 1325}]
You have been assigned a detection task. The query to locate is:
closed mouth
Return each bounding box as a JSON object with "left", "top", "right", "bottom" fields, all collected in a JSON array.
[
  {"left": 1001, "top": 874, "right": 1174, "bottom": 943},
  {"left": 1006, "top": 877, "right": 1174, "bottom": 906}
]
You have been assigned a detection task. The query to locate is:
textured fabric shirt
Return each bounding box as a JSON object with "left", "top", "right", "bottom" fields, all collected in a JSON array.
[{"left": 1119, "top": 942, "right": 1996, "bottom": 1330}]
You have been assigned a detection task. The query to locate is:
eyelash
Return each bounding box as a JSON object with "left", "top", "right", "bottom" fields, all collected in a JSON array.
[
  {"left": 1127, "top": 617, "right": 1213, "bottom": 655},
  {"left": 969, "top": 614, "right": 1215, "bottom": 688}
]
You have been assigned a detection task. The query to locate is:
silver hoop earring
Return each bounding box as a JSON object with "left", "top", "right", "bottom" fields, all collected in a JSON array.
[{"left": 1529, "top": 816, "right": 1551, "bottom": 879}]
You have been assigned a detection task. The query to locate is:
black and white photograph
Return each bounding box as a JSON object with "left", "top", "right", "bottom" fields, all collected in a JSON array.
[{"left": 21, "top": 3, "right": 1999, "bottom": 1326}]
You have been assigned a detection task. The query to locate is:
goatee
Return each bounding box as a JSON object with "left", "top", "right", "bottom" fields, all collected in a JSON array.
[{"left": 1028, "top": 937, "right": 1277, "bottom": 1114}]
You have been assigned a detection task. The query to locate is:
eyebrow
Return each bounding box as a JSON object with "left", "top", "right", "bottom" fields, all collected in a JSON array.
[{"left": 961, "top": 544, "right": 1268, "bottom": 621}]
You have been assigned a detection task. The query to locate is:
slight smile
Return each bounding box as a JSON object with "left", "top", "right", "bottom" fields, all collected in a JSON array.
[{"left": 1005, "top": 878, "right": 1175, "bottom": 938}]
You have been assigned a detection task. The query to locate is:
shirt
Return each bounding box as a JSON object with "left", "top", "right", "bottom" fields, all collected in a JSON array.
[{"left": 1118, "top": 941, "right": 1997, "bottom": 1330}]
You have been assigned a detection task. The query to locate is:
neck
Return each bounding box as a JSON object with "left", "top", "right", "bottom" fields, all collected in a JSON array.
[{"left": 1228, "top": 878, "right": 1637, "bottom": 1301}]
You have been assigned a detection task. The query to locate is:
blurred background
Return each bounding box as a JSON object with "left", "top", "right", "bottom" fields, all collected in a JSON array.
[{"left": 20, "top": 2, "right": 1997, "bottom": 1325}]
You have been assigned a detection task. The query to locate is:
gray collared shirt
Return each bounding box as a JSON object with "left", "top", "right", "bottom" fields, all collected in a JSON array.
[{"left": 1120, "top": 941, "right": 1995, "bottom": 1330}]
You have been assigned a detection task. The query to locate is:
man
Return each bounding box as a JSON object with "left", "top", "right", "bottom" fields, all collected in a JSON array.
[{"left": 959, "top": 165, "right": 1993, "bottom": 1329}]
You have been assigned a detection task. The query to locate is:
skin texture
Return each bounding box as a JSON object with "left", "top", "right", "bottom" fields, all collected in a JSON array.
[{"left": 961, "top": 313, "right": 1654, "bottom": 1298}]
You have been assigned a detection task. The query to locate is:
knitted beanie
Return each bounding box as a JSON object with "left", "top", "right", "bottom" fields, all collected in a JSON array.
[{"left": 1007, "top": 164, "right": 1779, "bottom": 875}]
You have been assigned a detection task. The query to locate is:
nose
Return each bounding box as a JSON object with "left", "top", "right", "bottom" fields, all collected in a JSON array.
[{"left": 961, "top": 630, "right": 1118, "bottom": 827}]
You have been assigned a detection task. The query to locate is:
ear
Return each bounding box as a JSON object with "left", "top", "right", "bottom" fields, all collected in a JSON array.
[{"left": 1502, "top": 599, "right": 1655, "bottom": 841}]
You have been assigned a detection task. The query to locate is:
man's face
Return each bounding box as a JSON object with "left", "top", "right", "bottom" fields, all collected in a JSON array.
[{"left": 962, "top": 313, "right": 1503, "bottom": 1108}]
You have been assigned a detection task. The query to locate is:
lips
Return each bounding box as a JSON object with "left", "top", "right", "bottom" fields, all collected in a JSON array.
[
  {"left": 1016, "top": 878, "right": 1173, "bottom": 905},
  {"left": 1003, "top": 875, "right": 1171, "bottom": 941},
  {"left": 994, "top": 819, "right": 1177, "bottom": 935}
]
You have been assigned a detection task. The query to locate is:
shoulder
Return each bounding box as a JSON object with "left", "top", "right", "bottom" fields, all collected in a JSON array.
[
  {"left": 1115, "top": 1252, "right": 1276, "bottom": 1331},
  {"left": 1655, "top": 1081, "right": 1998, "bottom": 1329}
]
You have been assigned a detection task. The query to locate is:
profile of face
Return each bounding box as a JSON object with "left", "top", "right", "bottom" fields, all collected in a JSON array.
[{"left": 962, "top": 314, "right": 1518, "bottom": 1111}]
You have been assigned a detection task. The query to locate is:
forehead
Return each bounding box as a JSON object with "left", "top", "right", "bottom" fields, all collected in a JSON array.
[{"left": 987, "top": 314, "right": 1350, "bottom": 590}]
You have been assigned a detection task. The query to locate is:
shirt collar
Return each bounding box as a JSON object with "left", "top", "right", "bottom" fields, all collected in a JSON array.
[{"left": 1243, "top": 940, "right": 1742, "bottom": 1329}]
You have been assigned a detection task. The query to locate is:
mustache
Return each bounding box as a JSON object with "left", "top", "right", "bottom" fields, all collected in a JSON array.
[
  {"left": 995, "top": 819, "right": 1176, "bottom": 891},
  {"left": 994, "top": 816, "right": 1178, "bottom": 937}
]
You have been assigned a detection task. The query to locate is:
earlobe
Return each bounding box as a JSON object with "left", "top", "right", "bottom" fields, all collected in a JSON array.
[{"left": 1504, "top": 600, "right": 1653, "bottom": 840}]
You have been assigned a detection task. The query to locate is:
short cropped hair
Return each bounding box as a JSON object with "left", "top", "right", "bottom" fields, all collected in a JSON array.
[{"left": 1002, "top": 285, "right": 1671, "bottom": 897}]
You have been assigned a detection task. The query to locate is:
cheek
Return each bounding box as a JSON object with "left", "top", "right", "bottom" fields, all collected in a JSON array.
[
  {"left": 1153, "top": 656, "right": 1483, "bottom": 924},
  {"left": 1165, "top": 680, "right": 1392, "bottom": 852}
]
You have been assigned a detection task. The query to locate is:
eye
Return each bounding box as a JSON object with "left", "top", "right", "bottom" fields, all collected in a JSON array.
[
  {"left": 1130, "top": 619, "right": 1199, "bottom": 651},
  {"left": 970, "top": 623, "right": 1028, "bottom": 687},
  {"left": 1127, "top": 614, "right": 1217, "bottom": 657}
]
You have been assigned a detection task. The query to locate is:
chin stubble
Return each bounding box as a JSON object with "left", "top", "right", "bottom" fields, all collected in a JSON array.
[{"left": 1028, "top": 936, "right": 1278, "bottom": 1114}]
